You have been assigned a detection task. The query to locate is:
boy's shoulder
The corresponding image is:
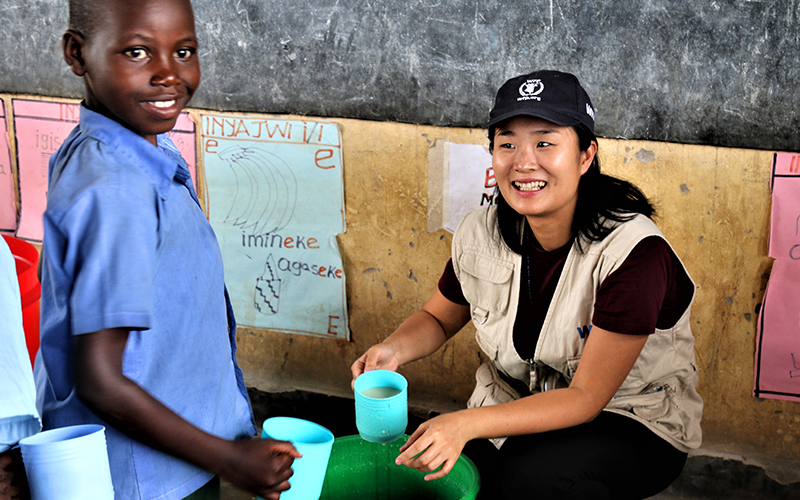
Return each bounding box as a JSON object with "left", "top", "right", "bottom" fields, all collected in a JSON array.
[
  {"left": 46, "top": 108, "right": 175, "bottom": 218},
  {"left": 45, "top": 136, "right": 160, "bottom": 228}
]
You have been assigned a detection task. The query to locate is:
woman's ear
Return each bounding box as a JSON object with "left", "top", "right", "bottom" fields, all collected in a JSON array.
[
  {"left": 580, "top": 140, "right": 598, "bottom": 175},
  {"left": 63, "top": 30, "right": 87, "bottom": 77}
]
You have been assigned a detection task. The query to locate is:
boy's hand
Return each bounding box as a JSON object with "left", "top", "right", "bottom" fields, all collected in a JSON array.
[
  {"left": 0, "top": 448, "right": 30, "bottom": 500},
  {"left": 218, "top": 438, "right": 301, "bottom": 500}
]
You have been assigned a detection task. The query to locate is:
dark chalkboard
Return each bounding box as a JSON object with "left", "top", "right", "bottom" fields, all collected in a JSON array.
[{"left": 2, "top": 0, "right": 799, "bottom": 151}]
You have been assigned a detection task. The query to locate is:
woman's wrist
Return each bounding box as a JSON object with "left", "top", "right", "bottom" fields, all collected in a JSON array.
[
  {"left": 379, "top": 340, "right": 403, "bottom": 367},
  {"left": 458, "top": 408, "right": 487, "bottom": 442}
]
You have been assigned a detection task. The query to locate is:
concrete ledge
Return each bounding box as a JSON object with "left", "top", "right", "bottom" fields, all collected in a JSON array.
[{"left": 650, "top": 449, "right": 800, "bottom": 499}]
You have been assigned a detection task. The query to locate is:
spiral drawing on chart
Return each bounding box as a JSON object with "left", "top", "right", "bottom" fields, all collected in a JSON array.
[
  {"left": 218, "top": 145, "right": 298, "bottom": 235},
  {"left": 255, "top": 254, "right": 281, "bottom": 315}
]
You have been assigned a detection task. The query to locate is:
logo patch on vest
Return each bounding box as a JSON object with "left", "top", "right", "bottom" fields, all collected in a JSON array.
[{"left": 576, "top": 324, "right": 592, "bottom": 339}]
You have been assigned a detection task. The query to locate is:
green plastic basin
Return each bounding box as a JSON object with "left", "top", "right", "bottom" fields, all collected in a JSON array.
[{"left": 319, "top": 435, "right": 480, "bottom": 500}]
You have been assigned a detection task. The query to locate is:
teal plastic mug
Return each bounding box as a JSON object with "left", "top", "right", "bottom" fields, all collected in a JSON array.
[
  {"left": 259, "top": 417, "right": 334, "bottom": 500},
  {"left": 354, "top": 370, "right": 408, "bottom": 443}
]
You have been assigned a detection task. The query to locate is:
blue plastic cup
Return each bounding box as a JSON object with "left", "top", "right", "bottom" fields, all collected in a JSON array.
[
  {"left": 260, "top": 417, "right": 334, "bottom": 500},
  {"left": 354, "top": 370, "right": 408, "bottom": 444},
  {"left": 19, "top": 424, "right": 114, "bottom": 500}
]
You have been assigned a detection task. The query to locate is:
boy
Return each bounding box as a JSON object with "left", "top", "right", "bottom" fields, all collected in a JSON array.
[{"left": 36, "top": 0, "right": 300, "bottom": 498}]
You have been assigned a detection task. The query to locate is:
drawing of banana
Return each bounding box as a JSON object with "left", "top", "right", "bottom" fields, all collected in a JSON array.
[{"left": 218, "top": 145, "right": 298, "bottom": 235}]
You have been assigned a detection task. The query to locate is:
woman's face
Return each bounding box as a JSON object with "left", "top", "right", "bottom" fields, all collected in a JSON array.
[{"left": 492, "top": 116, "right": 596, "bottom": 232}]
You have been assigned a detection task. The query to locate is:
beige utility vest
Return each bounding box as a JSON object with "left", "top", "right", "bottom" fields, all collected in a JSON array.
[{"left": 452, "top": 206, "right": 703, "bottom": 452}]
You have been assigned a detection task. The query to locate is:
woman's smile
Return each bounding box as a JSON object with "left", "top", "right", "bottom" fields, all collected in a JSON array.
[{"left": 512, "top": 180, "right": 547, "bottom": 192}]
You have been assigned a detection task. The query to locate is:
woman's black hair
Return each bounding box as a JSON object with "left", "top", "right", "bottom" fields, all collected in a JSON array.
[{"left": 490, "top": 123, "right": 655, "bottom": 254}]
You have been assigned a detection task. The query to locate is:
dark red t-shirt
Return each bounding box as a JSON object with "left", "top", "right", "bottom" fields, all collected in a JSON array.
[{"left": 438, "top": 235, "right": 694, "bottom": 360}]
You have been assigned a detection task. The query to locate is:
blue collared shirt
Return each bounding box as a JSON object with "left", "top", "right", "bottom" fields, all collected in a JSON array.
[
  {"left": 36, "top": 106, "right": 256, "bottom": 500},
  {"left": 0, "top": 237, "right": 41, "bottom": 453}
]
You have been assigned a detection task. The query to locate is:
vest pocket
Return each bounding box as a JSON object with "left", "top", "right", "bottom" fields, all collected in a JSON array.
[
  {"left": 474, "top": 331, "right": 499, "bottom": 362},
  {"left": 606, "top": 377, "right": 678, "bottom": 422},
  {"left": 468, "top": 362, "right": 522, "bottom": 409},
  {"left": 467, "top": 362, "right": 518, "bottom": 450},
  {"left": 459, "top": 251, "right": 514, "bottom": 315},
  {"left": 607, "top": 390, "right": 669, "bottom": 420}
]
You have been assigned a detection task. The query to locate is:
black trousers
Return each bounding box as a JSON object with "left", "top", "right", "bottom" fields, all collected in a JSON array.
[{"left": 463, "top": 411, "right": 687, "bottom": 500}]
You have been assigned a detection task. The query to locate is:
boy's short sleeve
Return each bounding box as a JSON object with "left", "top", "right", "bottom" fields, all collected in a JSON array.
[{"left": 62, "top": 181, "right": 158, "bottom": 334}]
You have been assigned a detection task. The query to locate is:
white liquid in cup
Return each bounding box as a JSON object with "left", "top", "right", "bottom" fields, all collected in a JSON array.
[{"left": 360, "top": 386, "right": 403, "bottom": 399}]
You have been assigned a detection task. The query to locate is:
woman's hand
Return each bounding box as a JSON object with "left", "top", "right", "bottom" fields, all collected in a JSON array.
[
  {"left": 350, "top": 289, "right": 471, "bottom": 389},
  {"left": 350, "top": 343, "right": 401, "bottom": 387},
  {"left": 395, "top": 412, "right": 473, "bottom": 481}
]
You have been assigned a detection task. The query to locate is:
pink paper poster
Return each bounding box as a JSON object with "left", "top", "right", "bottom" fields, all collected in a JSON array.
[
  {"left": 13, "top": 99, "right": 197, "bottom": 242},
  {"left": 0, "top": 102, "right": 15, "bottom": 232},
  {"left": 166, "top": 112, "right": 198, "bottom": 187},
  {"left": 13, "top": 99, "right": 80, "bottom": 242},
  {"left": 753, "top": 152, "right": 800, "bottom": 401}
]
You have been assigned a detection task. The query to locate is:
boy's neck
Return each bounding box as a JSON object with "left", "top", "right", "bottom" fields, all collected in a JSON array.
[{"left": 83, "top": 99, "right": 159, "bottom": 147}]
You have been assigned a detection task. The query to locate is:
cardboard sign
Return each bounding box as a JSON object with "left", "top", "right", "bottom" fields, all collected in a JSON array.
[{"left": 200, "top": 112, "right": 348, "bottom": 339}]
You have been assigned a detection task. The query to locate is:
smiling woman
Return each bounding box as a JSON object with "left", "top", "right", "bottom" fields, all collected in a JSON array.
[{"left": 351, "top": 70, "right": 702, "bottom": 500}]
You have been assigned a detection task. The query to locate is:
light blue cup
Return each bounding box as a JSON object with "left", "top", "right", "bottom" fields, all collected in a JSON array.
[
  {"left": 354, "top": 370, "right": 408, "bottom": 444},
  {"left": 260, "top": 417, "right": 334, "bottom": 500},
  {"left": 19, "top": 424, "right": 114, "bottom": 500}
]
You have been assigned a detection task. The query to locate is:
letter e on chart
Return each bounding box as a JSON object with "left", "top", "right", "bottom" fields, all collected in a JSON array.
[
  {"left": 328, "top": 315, "right": 339, "bottom": 335},
  {"left": 315, "top": 149, "right": 335, "bottom": 169}
]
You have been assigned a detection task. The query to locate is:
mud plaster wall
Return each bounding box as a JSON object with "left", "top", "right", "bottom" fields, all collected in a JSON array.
[
  {"left": 233, "top": 115, "right": 798, "bottom": 462},
  {"left": 0, "top": 96, "right": 790, "bottom": 461},
  {"left": 3, "top": 0, "right": 796, "bottom": 472}
]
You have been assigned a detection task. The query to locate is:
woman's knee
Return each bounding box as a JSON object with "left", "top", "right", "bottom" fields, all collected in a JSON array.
[
  {"left": 494, "top": 446, "right": 578, "bottom": 498},
  {"left": 494, "top": 452, "right": 612, "bottom": 500}
]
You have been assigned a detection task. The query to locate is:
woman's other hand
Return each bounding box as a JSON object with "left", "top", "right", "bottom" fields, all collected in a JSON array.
[{"left": 395, "top": 412, "right": 472, "bottom": 481}]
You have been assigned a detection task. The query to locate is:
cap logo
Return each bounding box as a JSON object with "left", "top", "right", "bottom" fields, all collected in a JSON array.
[
  {"left": 518, "top": 79, "right": 544, "bottom": 102},
  {"left": 586, "top": 103, "right": 595, "bottom": 122}
]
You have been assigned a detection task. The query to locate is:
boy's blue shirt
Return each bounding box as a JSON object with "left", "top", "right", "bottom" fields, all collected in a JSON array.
[{"left": 36, "top": 105, "right": 256, "bottom": 500}]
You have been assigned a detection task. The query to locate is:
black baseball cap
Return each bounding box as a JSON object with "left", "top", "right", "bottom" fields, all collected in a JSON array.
[{"left": 486, "top": 70, "right": 595, "bottom": 134}]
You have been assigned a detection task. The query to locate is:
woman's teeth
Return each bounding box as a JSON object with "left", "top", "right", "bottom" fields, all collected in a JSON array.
[
  {"left": 513, "top": 180, "right": 546, "bottom": 191},
  {"left": 152, "top": 100, "right": 175, "bottom": 108}
]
